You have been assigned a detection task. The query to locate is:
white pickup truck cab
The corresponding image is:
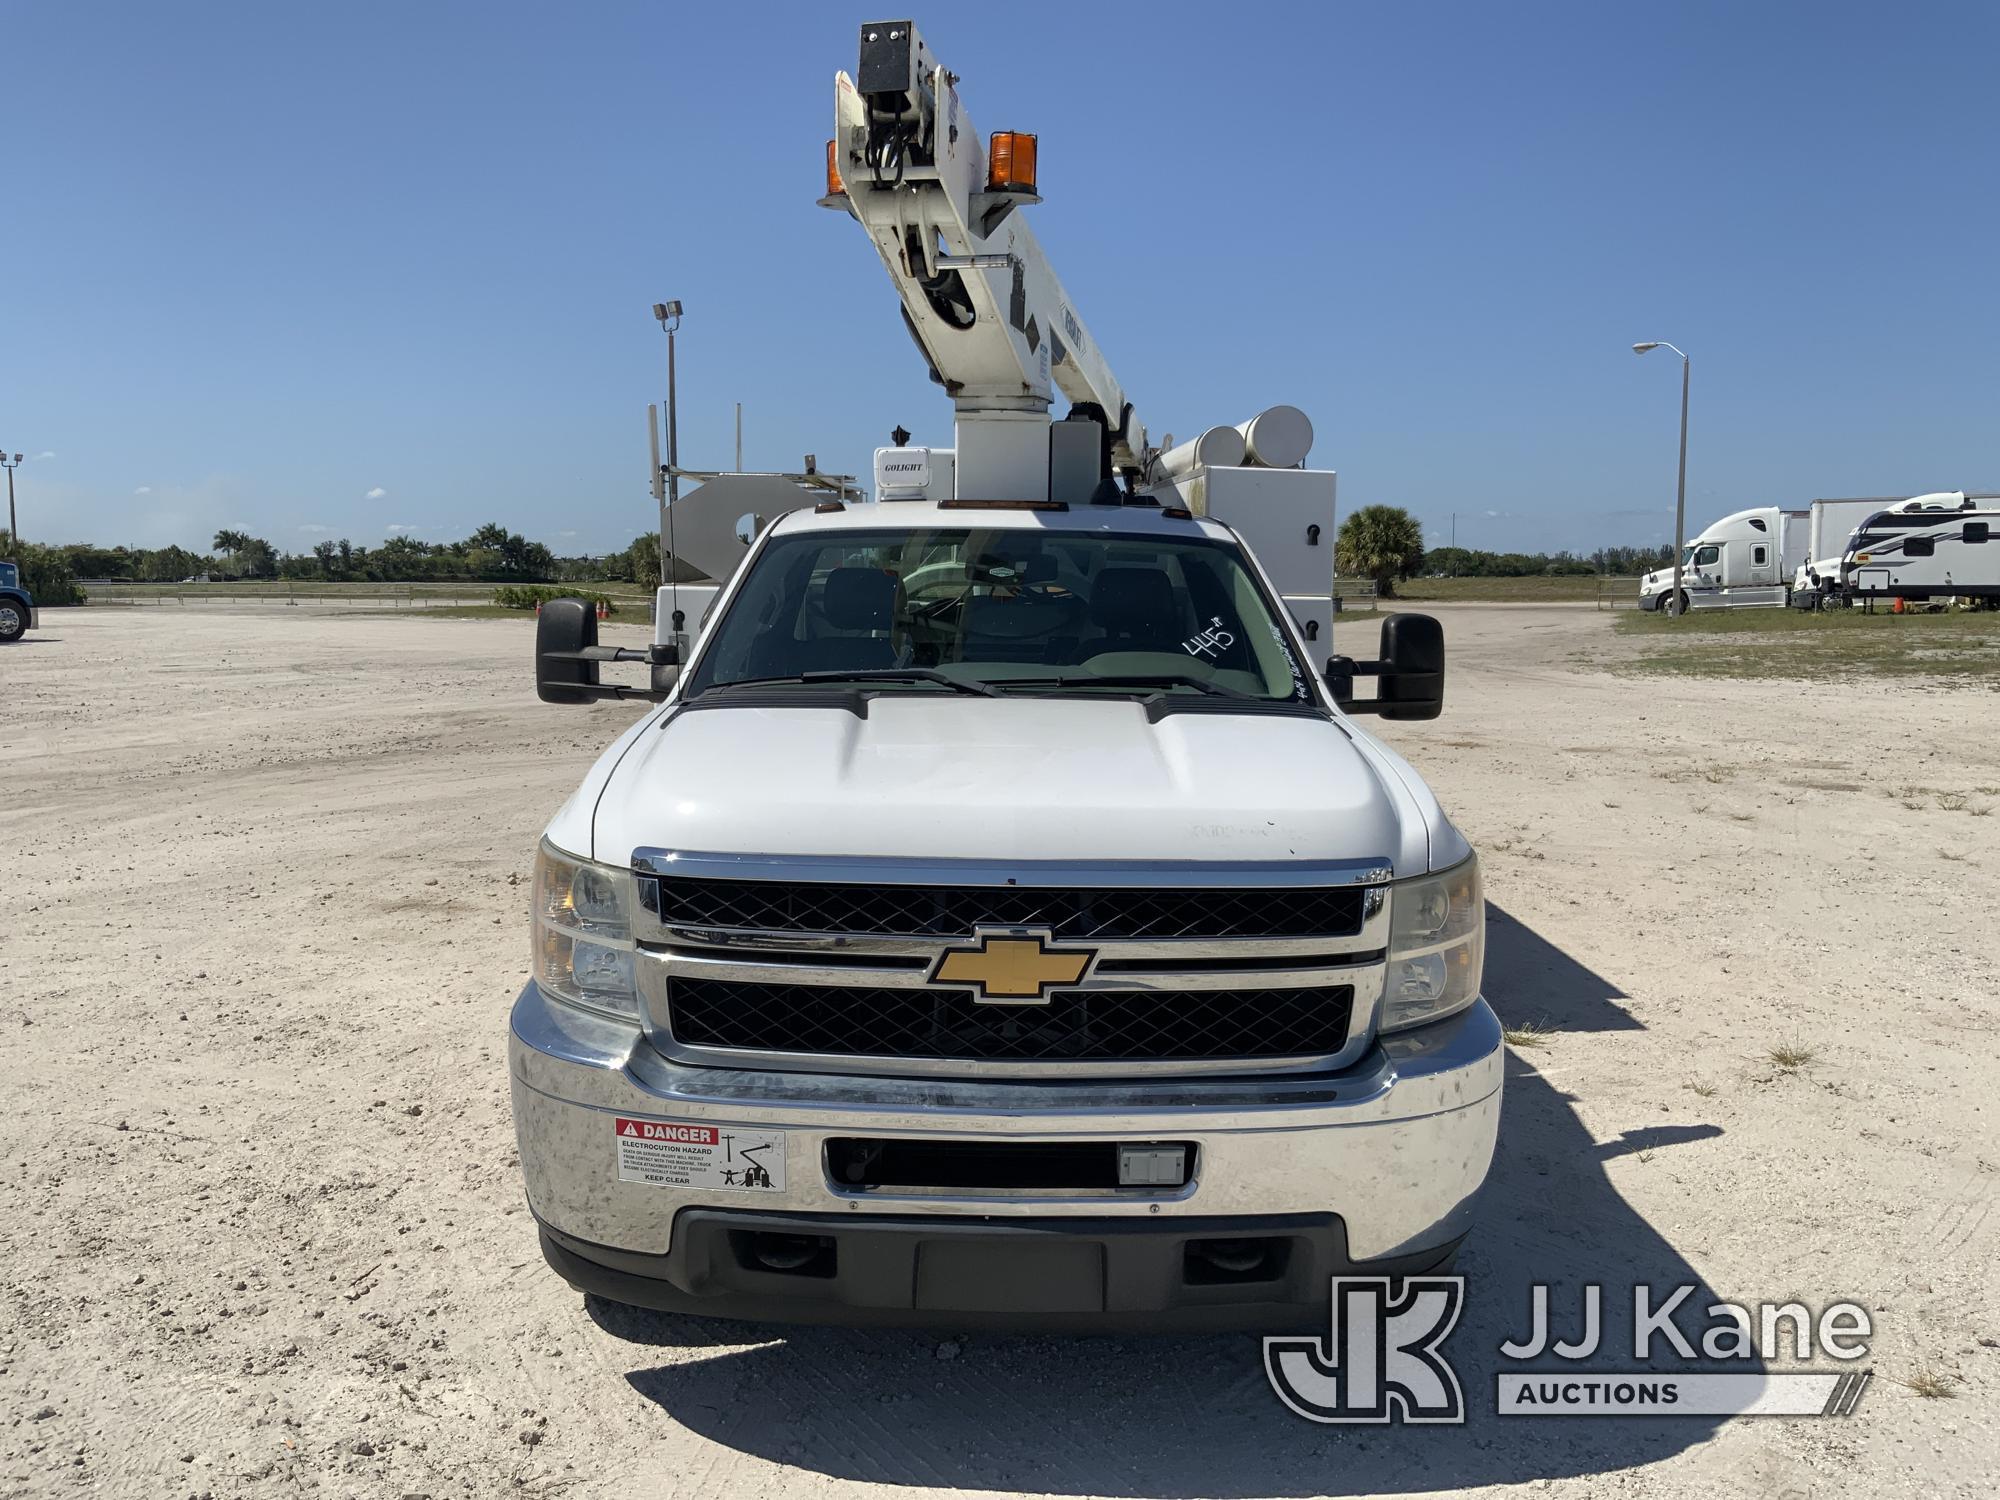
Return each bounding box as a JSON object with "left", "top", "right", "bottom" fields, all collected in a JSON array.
[{"left": 508, "top": 497, "right": 1501, "bottom": 1331}]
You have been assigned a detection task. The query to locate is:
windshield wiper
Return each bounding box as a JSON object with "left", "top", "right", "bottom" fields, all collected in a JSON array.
[
  {"left": 997, "top": 672, "right": 1259, "bottom": 702},
  {"left": 702, "top": 668, "right": 1001, "bottom": 698}
]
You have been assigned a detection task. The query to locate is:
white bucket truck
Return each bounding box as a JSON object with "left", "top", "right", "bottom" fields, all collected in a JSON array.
[{"left": 507, "top": 19, "right": 1500, "bottom": 1331}]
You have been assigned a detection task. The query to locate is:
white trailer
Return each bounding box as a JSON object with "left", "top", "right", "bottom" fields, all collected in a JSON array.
[{"left": 1839, "top": 493, "right": 2000, "bottom": 605}]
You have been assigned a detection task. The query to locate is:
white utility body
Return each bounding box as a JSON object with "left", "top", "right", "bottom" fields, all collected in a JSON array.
[{"left": 508, "top": 18, "right": 1500, "bottom": 1332}]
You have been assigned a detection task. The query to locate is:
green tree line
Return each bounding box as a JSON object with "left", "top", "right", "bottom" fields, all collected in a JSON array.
[
  {"left": 6, "top": 524, "right": 687, "bottom": 602},
  {"left": 1336, "top": 505, "right": 1672, "bottom": 596}
]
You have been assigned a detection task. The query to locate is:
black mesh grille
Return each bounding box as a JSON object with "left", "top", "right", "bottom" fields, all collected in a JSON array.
[
  {"left": 650, "top": 878, "right": 1365, "bottom": 941},
  {"left": 667, "top": 978, "right": 1354, "bottom": 1062}
]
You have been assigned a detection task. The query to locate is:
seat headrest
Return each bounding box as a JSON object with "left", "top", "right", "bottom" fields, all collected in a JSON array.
[
  {"left": 1089, "top": 567, "right": 1177, "bottom": 635},
  {"left": 823, "top": 567, "right": 895, "bottom": 630}
]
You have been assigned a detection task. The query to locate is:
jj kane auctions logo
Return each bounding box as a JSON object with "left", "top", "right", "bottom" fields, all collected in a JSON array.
[{"left": 1266, "top": 1279, "right": 1874, "bottom": 1423}]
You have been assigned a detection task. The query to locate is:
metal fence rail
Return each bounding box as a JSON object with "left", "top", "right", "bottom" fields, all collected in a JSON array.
[{"left": 1596, "top": 576, "right": 1644, "bottom": 610}]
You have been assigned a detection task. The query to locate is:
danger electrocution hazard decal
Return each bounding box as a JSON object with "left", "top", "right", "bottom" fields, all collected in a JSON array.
[{"left": 613, "top": 1117, "right": 787, "bottom": 1191}]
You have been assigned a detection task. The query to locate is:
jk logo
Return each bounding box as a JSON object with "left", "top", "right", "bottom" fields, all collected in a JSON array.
[{"left": 1265, "top": 1277, "right": 1466, "bottom": 1424}]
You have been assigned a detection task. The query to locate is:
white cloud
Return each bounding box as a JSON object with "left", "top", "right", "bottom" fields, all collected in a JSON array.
[
  {"left": 365, "top": 486, "right": 387, "bottom": 500},
  {"left": 299, "top": 523, "right": 335, "bottom": 533},
  {"left": 133, "top": 485, "right": 153, "bottom": 495},
  {"left": 35, "top": 451, "right": 56, "bottom": 461},
  {"left": 558, "top": 529, "right": 578, "bottom": 539},
  {"left": 1484, "top": 509, "right": 1501, "bottom": 518},
  {"left": 384, "top": 523, "right": 423, "bottom": 534}
]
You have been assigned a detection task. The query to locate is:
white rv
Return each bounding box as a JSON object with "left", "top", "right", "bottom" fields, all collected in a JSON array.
[
  {"left": 1839, "top": 493, "right": 2000, "bottom": 606},
  {"left": 1638, "top": 506, "right": 1805, "bottom": 612}
]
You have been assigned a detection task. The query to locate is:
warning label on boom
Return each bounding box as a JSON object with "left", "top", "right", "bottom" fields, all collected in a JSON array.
[{"left": 612, "top": 1117, "right": 787, "bottom": 1191}]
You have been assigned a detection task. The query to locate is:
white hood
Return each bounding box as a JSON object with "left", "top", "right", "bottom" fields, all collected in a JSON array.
[{"left": 585, "top": 697, "right": 1431, "bottom": 874}]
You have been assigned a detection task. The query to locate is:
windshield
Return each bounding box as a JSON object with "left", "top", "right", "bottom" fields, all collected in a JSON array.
[{"left": 684, "top": 526, "right": 1313, "bottom": 705}]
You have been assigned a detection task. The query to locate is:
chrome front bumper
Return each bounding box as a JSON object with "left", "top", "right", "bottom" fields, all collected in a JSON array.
[{"left": 508, "top": 983, "right": 1503, "bottom": 1267}]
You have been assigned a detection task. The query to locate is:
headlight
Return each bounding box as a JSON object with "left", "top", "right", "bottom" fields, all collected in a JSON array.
[
  {"left": 532, "top": 840, "right": 640, "bottom": 1020},
  {"left": 1381, "top": 855, "right": 1483, "bottom": 1033}
]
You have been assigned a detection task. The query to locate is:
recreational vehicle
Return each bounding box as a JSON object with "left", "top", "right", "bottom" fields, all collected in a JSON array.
[{"left": 1839, "top": 493, "right": 2000, "bottom": 606}]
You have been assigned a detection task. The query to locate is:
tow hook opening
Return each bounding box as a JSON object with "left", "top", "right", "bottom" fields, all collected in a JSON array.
[
  {"left": 730, "top": 1230, "right": 837, "bottom": 1279},
  {"left": 1183, "top": 1236, "right": 1290, "bottom": 1286}
]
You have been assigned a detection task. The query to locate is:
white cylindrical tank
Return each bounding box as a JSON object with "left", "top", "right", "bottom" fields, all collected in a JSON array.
[
  {"left": 1153, "top": 425, "right": 1247, "bottom": 482},
  {"left": 1235, "top": 405, "right": 1314, "bottom": 469}
]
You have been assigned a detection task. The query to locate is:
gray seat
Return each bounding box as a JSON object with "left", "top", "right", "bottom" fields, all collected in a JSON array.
[
  {"left": 1086, "top": 566, "right": 1183, "bottom": 652},
  {"left": 772, "top": 567, "right": 898, "bottom": 675}
]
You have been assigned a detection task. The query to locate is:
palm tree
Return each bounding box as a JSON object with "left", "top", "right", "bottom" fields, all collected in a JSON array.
[
  {"left": 212, "top": 528, "right": 250, "bottom": 574},
  {"left": 1337, "top": 505, "right": 1425, "bottom": 599}
]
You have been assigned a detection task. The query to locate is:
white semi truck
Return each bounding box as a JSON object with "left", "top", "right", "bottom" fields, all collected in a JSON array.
[
  {"left": 1638, "top": 505, "right": 1804, "bottom": 612},
  {"left": 507, "top": 19, "right": 1501, "bottom": 1331}
]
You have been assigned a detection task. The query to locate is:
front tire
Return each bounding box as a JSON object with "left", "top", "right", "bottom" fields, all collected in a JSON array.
[{"left": 0, "top": 601, "right": 27, "bottom": 643}]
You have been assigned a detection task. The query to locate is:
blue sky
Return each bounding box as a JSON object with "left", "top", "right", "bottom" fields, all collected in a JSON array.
[{"left": 6, "top": 1, "right": 1997, "bottom": 557}]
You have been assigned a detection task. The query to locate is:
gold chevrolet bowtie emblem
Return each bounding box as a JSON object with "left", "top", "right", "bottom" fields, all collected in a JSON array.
[{"left": 929, "top": 928, "right": 1096, "bottom": 1004}]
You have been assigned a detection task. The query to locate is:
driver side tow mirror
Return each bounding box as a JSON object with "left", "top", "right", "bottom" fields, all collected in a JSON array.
[
  {"left": 534, "top": 597, "right": 677, "bottom": 706},
  {"left": 1322, "top": 612, "right": 1445, "bottom": 720},
  {"left": 735, "top": 512, "right": 766, "bottom": 546}
]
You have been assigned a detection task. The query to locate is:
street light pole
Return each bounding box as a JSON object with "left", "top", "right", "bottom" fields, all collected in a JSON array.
[
  {"left": 0, "top": 453, "right": 21, "bottom": 547},
  {"left": 1633, "top": 342, "right": 1690, "bottom": 616},
  {"left": 651, "top": 302, "right": 684, "bottom": 601}
]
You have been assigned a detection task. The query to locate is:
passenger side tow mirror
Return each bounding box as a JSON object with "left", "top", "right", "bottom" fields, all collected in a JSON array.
[{"left": 1322, "top": 612, "right": 1445, "bottom": 720}]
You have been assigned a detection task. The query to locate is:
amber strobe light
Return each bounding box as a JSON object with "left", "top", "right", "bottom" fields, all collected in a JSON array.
[
  {"left": 825, "top": 139, "right": 846, "bottom": 197},
  {"left": 987, "top": 131, "right": 1038, "bottom": 193}
]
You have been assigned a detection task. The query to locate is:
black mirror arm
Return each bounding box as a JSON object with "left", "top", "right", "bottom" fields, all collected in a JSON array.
[{"left": 1323, "top": 653, "right": 1393, "bottom": 713}]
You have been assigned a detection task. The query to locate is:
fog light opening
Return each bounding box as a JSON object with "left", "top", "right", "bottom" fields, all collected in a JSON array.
[
  {"left": 1183, "top": 1236, "right": 1288, "bottom": 1286},
  {"left": 732, "top": 1231, "right": 837, "bottom": 1278}
]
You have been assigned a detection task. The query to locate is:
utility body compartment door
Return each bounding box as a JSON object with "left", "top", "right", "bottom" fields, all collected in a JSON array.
[{"left": 1196, "top": 467, "right": 1337, "bottom": 598}]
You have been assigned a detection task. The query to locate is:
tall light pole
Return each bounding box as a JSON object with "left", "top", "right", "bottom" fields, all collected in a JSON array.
[
  {"left": 0, "top": 452, "right": 21, "bottom": 547},
  {"left": 651, "top": 301, "right": 683, "bottom": 595},
  {"left": 1633, "top": 342, "right": 1689, "bottom": 616}
]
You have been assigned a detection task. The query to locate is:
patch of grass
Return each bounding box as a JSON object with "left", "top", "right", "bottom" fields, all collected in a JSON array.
[
  {"left": 1769, "top": 1042, "right": 1817, "bottom": 1071},
  {"left": 1728, "top": 811, "right": 1756, "bottom": 823},
  {"left": 1897, "top": 1368, "right": 1959, "bottom": 1399},
  {"left": 1939, "top": 848, "right": 1970, "bottom": 863},
  {"left": 1684, "top": 1080, "right": 1719, "bottom": 1099},
  {"left": 1503, "top": 1022, "right": 1553, "bottom": 1049},
  {"left": 1937, "top": 791, "right": 1969, "bottom": 812},
  {"left": 1608, "top": 608, "right": 2000, "bottom": 685}
]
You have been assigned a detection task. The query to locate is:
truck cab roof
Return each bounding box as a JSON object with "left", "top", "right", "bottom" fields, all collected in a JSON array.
[{"left": 764, "top": 499, "right": 1237, "bottom": 546}]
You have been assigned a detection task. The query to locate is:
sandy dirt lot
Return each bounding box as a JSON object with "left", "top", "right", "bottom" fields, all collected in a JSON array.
[{"left": 2, "top": 604, "right": 1995, "bottom": 1499}]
